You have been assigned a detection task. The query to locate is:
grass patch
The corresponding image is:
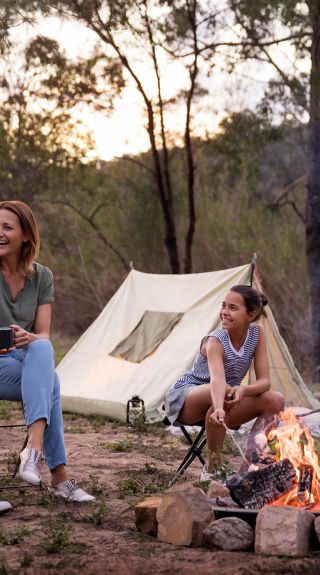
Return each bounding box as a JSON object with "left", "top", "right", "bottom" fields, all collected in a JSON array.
[
  {"left": 85, "top": 504, "right": 108, "bottom": 526},
  {"left": 80, "top": 474, "right": 108, "bottom": 497},
  {"left": 87, "top": 415, "right": 108, "bottom": 430},
  {"left": 221, "top": 434, "right": 241, "bottom": 456},
  {"left": 127, "top": 414, "right": 148, "bottom": 433},
  {"left": 20, "top": 554, "right": 33, "bottom": 567},
  {"left": 66, "top": 426, "right": 85, "bottom": 434},
  {"left": 0, "top": 401, "right": 22, "bottom": 421},
  {"left": 0, "top": 559, "right": 9, "bottom": 575},
  {"left": 102, "top": 440, "right": 133, "bottom": 452},
  {"left": 41, "top": 522, "right": 72, "bottom": 554},
  {"left": 0, "top": 525, "right": 30, "bottom": 545},
  {"left": 6, "top": 450, "right": 20, "bottom": 467},
  {"left": 117, "top": 463, "right": 171, "bottom": 499},
  {"left": 206, "top": 458, "right": 235, "bottom": 482},
  {"left": 63, "top": 412, "right": 80, "bottom": 422}
]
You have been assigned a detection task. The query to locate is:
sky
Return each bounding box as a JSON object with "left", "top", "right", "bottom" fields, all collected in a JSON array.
[{"left": 6, "top": 10, "right": 307, "bottom": 162}]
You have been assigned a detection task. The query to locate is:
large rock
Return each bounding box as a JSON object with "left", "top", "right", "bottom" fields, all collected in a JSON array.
[
  {"left": 255, "top": 506, "right": 314, "bottom": 556},
  {"left": 314, "top": 516, "right": 320, "bottom": 544},
  {"left": 157, "top": 482, "right": 214, "bottom": 546},
  {"left": 203, "top": 517, "right": 254, "bottom": 551},
  {"left": 207, "top": 480, "right": 230, "bottom": 499},
  {"left": 135, "top": 496, "right": 162, "bottom": 536},
  {"left": 314, "top": 517, "right": 320, "bottom": 543}
]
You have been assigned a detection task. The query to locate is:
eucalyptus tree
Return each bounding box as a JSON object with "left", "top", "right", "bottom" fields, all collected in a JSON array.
[
  {"left": 0, "top": 33, "right": 129, "bottom": 271},
  {"left": 11, "top": 0, "right": 259, "bottom": 274},
  {"left": 35, "top": 0, "right": 214, "bottom": 273},
  {"left": 226, "top": 1, "right": 320, "bottom": 375}
]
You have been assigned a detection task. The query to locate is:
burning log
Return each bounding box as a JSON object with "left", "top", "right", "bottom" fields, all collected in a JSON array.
[
  {"left": 226, "top": 458, "right": 296, "bottom": 509},
  {"left": 297, "top": 465, "right": 313, "bottom": 503}
]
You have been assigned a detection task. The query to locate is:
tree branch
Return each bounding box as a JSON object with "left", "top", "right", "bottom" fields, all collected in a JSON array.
[{"left": 41, "top": 198, "right": 130, "bottom": 272}]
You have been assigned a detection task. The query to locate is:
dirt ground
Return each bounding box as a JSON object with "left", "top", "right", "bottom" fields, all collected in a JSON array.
[{"left": 0, "top": 403, "right": 320, "bottom": 575}]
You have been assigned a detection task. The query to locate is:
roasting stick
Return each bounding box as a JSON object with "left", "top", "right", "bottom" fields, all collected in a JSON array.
[
  {"left": 296, "top": 407, "right": 320, "bottom": 418},
  {"left": 222, "top": 422, "right": 250, "bottom": 466}
]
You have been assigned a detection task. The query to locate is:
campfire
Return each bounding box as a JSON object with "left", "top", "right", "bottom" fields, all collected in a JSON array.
[
  {"left": 226, "top": 409, "right": 320, "bottom": 511},
  {"left": 135, "top": 409, "right": 320, "bottom": 555},
  {"left": 268, "top": 410, "right": 320, "bottom": 509}
]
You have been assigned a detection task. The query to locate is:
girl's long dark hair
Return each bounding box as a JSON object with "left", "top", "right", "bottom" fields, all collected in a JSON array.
[{"left": 230, "top": 285, "right": 268, "bottom": 319}]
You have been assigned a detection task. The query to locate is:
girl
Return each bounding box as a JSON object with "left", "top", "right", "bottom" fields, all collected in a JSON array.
[
  {"left": 0, "top": 200, "right": 95, "bottom": 501},
  {"left": 165, "top": 285, "right": 284, "bottom": 481}
]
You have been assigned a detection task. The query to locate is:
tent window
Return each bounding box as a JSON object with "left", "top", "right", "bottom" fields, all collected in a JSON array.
[{"left": 110, "top": 310, "right": 183, "bottom": 363}]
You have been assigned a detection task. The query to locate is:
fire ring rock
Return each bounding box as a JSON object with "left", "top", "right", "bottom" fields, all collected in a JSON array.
[
  {"left": 203, "top": 517, "right": 254, "bottom": 551},
  {"left": 156, "top": 483, "right": 214, "bottom": 546},
  {"left": 255, "top": 506, "right": 315, "bottom": 556}
]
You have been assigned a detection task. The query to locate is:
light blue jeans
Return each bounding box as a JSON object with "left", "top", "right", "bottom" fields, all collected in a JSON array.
[{"left": 0, "top": 339, "right": 67, "bottom": 470}]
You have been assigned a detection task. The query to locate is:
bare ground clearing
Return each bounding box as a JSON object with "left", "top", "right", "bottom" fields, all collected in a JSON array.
[{"left": 0, "top": 403, "right": 319, "bottom": 575}]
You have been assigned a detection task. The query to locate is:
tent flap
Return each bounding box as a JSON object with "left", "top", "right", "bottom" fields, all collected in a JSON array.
[{"left": 110, "top": 310, "right": 183, "bottom": 363}]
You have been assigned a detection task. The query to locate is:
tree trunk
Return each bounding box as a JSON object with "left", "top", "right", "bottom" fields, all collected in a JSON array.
[{"left": 306, "top": 1, "right": 320, "bottom": 378}]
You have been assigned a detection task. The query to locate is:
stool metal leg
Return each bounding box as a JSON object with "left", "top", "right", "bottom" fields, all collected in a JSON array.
[{"left": 169, "top": 425, "right": 206, "bottom": 487}]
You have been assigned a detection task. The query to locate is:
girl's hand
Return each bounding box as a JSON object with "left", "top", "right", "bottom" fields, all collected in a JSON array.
[
  {"left": 224, "top": 386, "right": 246, "bottom": 408},
  {"left": 209, "top": 408, "right": 225, "bottom": 426},
  {"left": 10, "top": 324, "right": 30, "bottom": 348}
]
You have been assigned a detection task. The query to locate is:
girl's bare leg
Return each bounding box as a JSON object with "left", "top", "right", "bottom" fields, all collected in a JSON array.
[
  {"left": 178, "top": 385, "right": 226, "bottom": 469},
  {"left": 178, "top": 386, "right": 284, "bottom": 471},
  {"left": 226, "top": 391, "right": 284, "bottom": 429}
]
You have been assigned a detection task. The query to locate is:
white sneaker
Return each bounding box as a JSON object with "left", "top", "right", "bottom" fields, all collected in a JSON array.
[
  {"left": 0, "top": 501, "right": 12, "bottom": 515},
  {"left": 200, "top": 464, "right": 213, "bottom": 482},
  {"left": 19, "top": 447, "right": 42, "bottom": 486},
  {"left": 49, "top": 479, "right": 96, "bottom": 502}
]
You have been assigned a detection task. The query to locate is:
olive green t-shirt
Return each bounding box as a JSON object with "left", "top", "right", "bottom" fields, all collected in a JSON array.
[{"left": 0, "top": 262, "right": 54, "bottom": 332}]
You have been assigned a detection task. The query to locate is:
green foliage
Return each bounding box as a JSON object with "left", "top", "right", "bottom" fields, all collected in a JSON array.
[
  {"left": 0, "top": 525, "right": 30, "bottom": 545},
  {"left": 222, "top": 435, "right": 240, "bottom": 457},
  {"left": 87, "top": 504, "right": 108, "bottom": 527},
  {"left": 20, "top": 554, "right": 33, "bottom": 567},
  {"left": 117, "top": 464, "right": 170, "bottom": 498},
  {"left": 0, "top": 402, "right": 20, "bottom": 421},
  {"left": 0, "top": 2, "right": 314, "bottom": 371},
  {"left": 80, "top": 474, "right": 108, "bottom": 497},
  {"left": 6, "top": 450, "right": 20, "bottom": 468},
  {"left": 87, "top": 415, "right": 108, "bottom": 430},
  {"left": 117, "top": 477, "right": 141, "bottom": 498},
  {"left": 206, "top": 460, "right": 235, "bottom": 482},
  {"left": 41, "top": 522, "right": 72, "bottom": 554},
  {"left": 103, "top": 440, "right": 133, "bottom": 452}
]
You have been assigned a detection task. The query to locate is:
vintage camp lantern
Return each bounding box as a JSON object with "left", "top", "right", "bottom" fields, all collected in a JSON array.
[{"left": 126, "top": 395, "right": 145, "bottom": 427}]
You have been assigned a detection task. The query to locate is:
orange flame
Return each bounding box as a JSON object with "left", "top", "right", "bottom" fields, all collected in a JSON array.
[{"left": 267, "top": 410, "right": 320, "bottom": 509}]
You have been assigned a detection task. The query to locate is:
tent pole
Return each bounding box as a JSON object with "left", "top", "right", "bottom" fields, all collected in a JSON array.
[
  {"left": 249, "top": 252, "right": 257, "bottom": 287},
  {"left": 248, "top": 253, "right": 258, "bottom": 386}
]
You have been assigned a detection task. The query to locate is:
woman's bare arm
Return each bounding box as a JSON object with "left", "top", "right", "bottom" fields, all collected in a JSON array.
[{"left": 11, "top": 304, "right": 52, "bottom": 348}]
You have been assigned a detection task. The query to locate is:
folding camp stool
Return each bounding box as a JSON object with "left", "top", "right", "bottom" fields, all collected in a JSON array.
[{"left": 168, "top": 421, "right": 206, "bottom": 487}]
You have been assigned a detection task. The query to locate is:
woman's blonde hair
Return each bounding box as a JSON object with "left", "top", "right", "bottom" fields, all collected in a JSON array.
[{"left": 0, "top": 201, "right": 40, "bottom": 274}]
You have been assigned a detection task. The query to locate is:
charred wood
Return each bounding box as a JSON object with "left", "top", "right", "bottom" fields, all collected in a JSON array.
[
  {"left": 226, "top": 458, "right": 296, "bottom": 509},
  {"left": 209, "top": 496, "right": 239, "bottom": 508},
  {"left": 297, "top": 465, "right": 313, "bottom": 503}
]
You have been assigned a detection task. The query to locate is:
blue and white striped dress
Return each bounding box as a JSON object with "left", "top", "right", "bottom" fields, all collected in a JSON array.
[{"left": 164, "top": 324, "right": 259, "bottom": 424}]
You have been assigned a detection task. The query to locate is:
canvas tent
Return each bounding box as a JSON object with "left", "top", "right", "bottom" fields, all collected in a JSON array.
[{"left": 58, "top": 263, "right": 317, "bottom": 422}]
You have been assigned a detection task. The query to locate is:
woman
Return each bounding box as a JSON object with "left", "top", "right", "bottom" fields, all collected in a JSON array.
[
  {"left": 0, "top": 200, "right": 95, "bottom": 501},
  {"left": 165, "top": 285, "right": 285, "bottom": 481}
]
